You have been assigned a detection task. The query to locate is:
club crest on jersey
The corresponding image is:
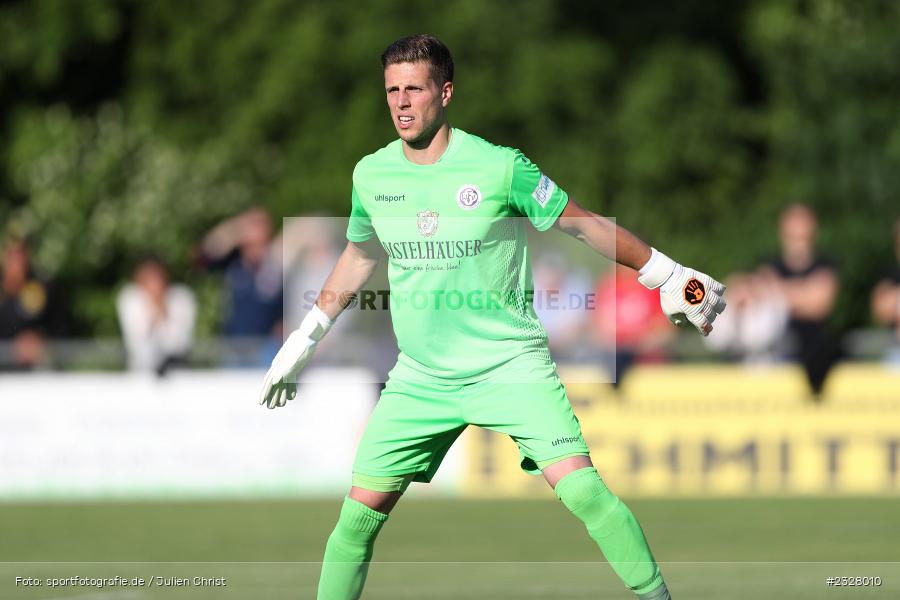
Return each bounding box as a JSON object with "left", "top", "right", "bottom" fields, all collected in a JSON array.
[
  {"left": 456, "top": 184, "right": 482, "bottom": 210},
  {"left": 417, "top": 210, "right": 439, "bottom": 237}
]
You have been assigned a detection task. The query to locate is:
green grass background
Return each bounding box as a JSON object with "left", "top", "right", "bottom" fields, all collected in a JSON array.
[{"left": 1, "top": 498, "right": 898, "bottom": 599}]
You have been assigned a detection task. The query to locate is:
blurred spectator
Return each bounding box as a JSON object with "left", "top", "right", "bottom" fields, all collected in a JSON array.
[
  {"left": 592, "top": 264, "right": 675, "bottom": 387},
  {"left": 278, "top": 216, "right": 385, "bottom": 369},
  {"left": 759, "top": 203, "right": 840, "bottom": 396},
  {"left": 199, "top": 207, "right": 283, "bottom": 366},
  {"left": 0, "top": 239, "right": 65, "bottom": 370},
  {"left": 280, "top": 216, "right": 343, "bottom": 333},
  {"left": 532, "top": 251, "right": 593, "bottom": 360},
  {"left": 871, "top": 218, "right": 900, "bottom": 366},
  {"left": 117, "top": 258, "right": 196, "bottom": 375},
  {"left": 703, "top": 271, "right": 789, "bottom": 364}
]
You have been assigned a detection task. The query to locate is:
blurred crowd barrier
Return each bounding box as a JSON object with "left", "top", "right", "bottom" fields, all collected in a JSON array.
[
  {"left": 0, "top": 334, "right": 386, "bottom": 372},
  {"left": 4, "top": 211, "right": 900, "bottom": 396},
  {"left": 0, "top": 328, "right": 896, "bottom": 371},
  {"left": 1, "top": 364, "right": 897, "bottom": 501},
  {"left": 465, "top": 363, "right": 900, "bottom": 498},
  {"left": 0, "top": 369, "right": 380, "bottom": 500}
]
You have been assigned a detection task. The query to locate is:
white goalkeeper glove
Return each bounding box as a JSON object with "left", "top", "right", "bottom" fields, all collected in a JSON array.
[
  {"left": 638, "top": 248, "right": 726, "bottom": 336},
  {"left": 259, "top": 304, "right": 333, "bottom": 409}
]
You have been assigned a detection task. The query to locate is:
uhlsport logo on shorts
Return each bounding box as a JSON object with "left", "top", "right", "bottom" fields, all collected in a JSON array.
[
  {"left": 531, "top": 174, "right": 556, "bottom": 208},
  {"left": 684, "top": 278, "right": 706, "bottom": 305},
  {"left": 456, "top": 184, "right": 482, "bottom": 210},
  {"left": 417, "top": 210, "right": 439, "bottom": 237}
]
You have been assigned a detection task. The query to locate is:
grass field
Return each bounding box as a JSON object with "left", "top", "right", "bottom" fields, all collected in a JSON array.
[{"left": 2, "top": 497, "right": 898, "bottom": 599}]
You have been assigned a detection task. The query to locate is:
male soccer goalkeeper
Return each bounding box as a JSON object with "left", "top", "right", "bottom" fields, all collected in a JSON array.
[{"left": 260, "top": 35, "right": 726, "bottom": 600}]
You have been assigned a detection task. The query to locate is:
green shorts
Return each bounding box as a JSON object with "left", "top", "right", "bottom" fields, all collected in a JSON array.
[{"left": 352, "top": 352, "right": 590, "bottom": 485}]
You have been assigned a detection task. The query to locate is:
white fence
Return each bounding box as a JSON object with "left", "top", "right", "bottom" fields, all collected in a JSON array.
[{"left": 0, "top": 370, "right": 400, "bottom": 499}]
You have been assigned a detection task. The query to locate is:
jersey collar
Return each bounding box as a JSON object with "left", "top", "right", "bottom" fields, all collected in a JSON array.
[{"left": 398, "top": 127, "right": 462, "bottom": 167}]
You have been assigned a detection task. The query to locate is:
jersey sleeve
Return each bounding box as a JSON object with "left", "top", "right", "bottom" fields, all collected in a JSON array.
[
  {"left": 508, "top": 150, "right": 569, "bottom": 231},
  {"left": 346, "top": 183, "right": 375, "bottom": 242}
]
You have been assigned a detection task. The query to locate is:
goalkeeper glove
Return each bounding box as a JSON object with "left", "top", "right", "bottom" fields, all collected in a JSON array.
[
  {"left": 259, "top": 304, "right": 333, "bottom": 409},
  {"left": 638, "top": 248, "right": 726, "bottom": 336}
]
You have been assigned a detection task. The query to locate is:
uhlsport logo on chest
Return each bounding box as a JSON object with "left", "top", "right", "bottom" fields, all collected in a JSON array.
[{"left": 456, "top": 184, "right": 482, "bottom": 210}]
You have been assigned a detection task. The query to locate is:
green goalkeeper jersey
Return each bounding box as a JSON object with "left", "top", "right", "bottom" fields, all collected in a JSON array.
[{"left": 347, "top": 128, "right": 569, "bottom": 381}]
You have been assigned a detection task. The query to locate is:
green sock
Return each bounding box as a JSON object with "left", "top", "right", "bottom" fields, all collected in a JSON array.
[
  {"left": 555, "top": 467, "right": 670, "bottom": 599},
  {"left": 316, "top": 496, "right": 389, "bottom": 600}
]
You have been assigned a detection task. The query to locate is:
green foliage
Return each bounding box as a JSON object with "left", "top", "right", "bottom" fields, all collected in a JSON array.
[
  {"left": 608, "top": 43, "right": 757, "bottom": 273},
  {"left": 5, "top": 104, "right": 249, "bottom": 330},
  {"left": 0, "top": 0, "right": 897, "bottom": 334},
  {"left": 746, "top": 0, "right": 900, "bottom": 328},
  {"left": 0, "top": 0, "right": 122, "bottom": 85}
]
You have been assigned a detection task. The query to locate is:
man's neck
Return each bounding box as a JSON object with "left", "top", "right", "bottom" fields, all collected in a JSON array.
[
  {"left": 782, "top": 249, "right": 813, "bottom": 272},
  {"left": 402, "top": 122, "right": 452, "bottom": 165},
  {"left": 2, "top": 274, "right": 24, "bottom": 295}
]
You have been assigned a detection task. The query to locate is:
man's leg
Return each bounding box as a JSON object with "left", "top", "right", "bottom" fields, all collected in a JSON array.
[
  {"left": 320, "top": 365, "right": 465, "bottom": 599},
  {"left": 542, "top": 455, "right": 672, "bottom": 600},
  {"left": 317, "top": 476, "right": 412, "bottom": 600},
  {"left": 464, "top": 355, "right": 669, "bottom": 597}
]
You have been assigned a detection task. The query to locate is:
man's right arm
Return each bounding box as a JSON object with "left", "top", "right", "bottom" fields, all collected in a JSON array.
[
  {"left": 258, "top": 238, "right": 382, "bottom": 409},
  {"left": 315, "top": 239, "right": 382, "bottom": 321}
]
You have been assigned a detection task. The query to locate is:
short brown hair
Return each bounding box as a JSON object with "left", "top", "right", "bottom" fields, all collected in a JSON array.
[{"left": 381, "top": 34, "right": 454, "bottom": 86}]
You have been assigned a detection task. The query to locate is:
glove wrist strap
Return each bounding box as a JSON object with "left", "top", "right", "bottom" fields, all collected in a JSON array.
[
  {"left": 638, "top": 248, "right": 677, "bottom": 289},
  {"left": 298, "top": 303, "right": 334, "bottom": 342}
]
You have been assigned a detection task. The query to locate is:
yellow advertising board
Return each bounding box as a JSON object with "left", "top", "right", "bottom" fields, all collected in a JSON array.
[{"left": 461, "top": 364, "right": 900, "bottom": 497}]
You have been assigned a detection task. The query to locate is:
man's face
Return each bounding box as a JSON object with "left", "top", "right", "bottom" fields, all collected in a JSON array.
[
  {"left": 779, "top": 207, "right": 817, "bottom": 257},
  {"left": 2, "top": 243, "right": 28, "bottom": 290},
  {"left": 135, "top": 262, "right": 168, "bottom": 302},
  {"left": 384, "top": 61, "right": 452, "bottom": 145}
]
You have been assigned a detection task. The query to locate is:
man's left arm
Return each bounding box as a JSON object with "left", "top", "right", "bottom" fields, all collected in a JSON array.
[{"left": 553, "top": 199, "right": 727, "bottom": 336}]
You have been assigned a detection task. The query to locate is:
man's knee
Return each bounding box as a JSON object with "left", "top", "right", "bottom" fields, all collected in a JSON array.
[
  {"left": 553, "top": 466, "right": 618, "bottom": 519},
  {"left": 540, "top": 453, "right": 593, "bottom": 488},
  {"left": 348, "top": 473, "right": 414, "bottom": 513}
]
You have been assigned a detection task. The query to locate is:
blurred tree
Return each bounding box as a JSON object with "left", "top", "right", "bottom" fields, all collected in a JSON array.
[
  {"left": 0, "top": 0, "right": 896, "bottom": 336},
  {"left": 607, "top": 43, "right": 757, "bottom": 274},
  {"left": 747, "top": 0, "right": 900, "bottom": 329},
  {"left": 6, "top": 104, "right": 247, "bottom": 334}
]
